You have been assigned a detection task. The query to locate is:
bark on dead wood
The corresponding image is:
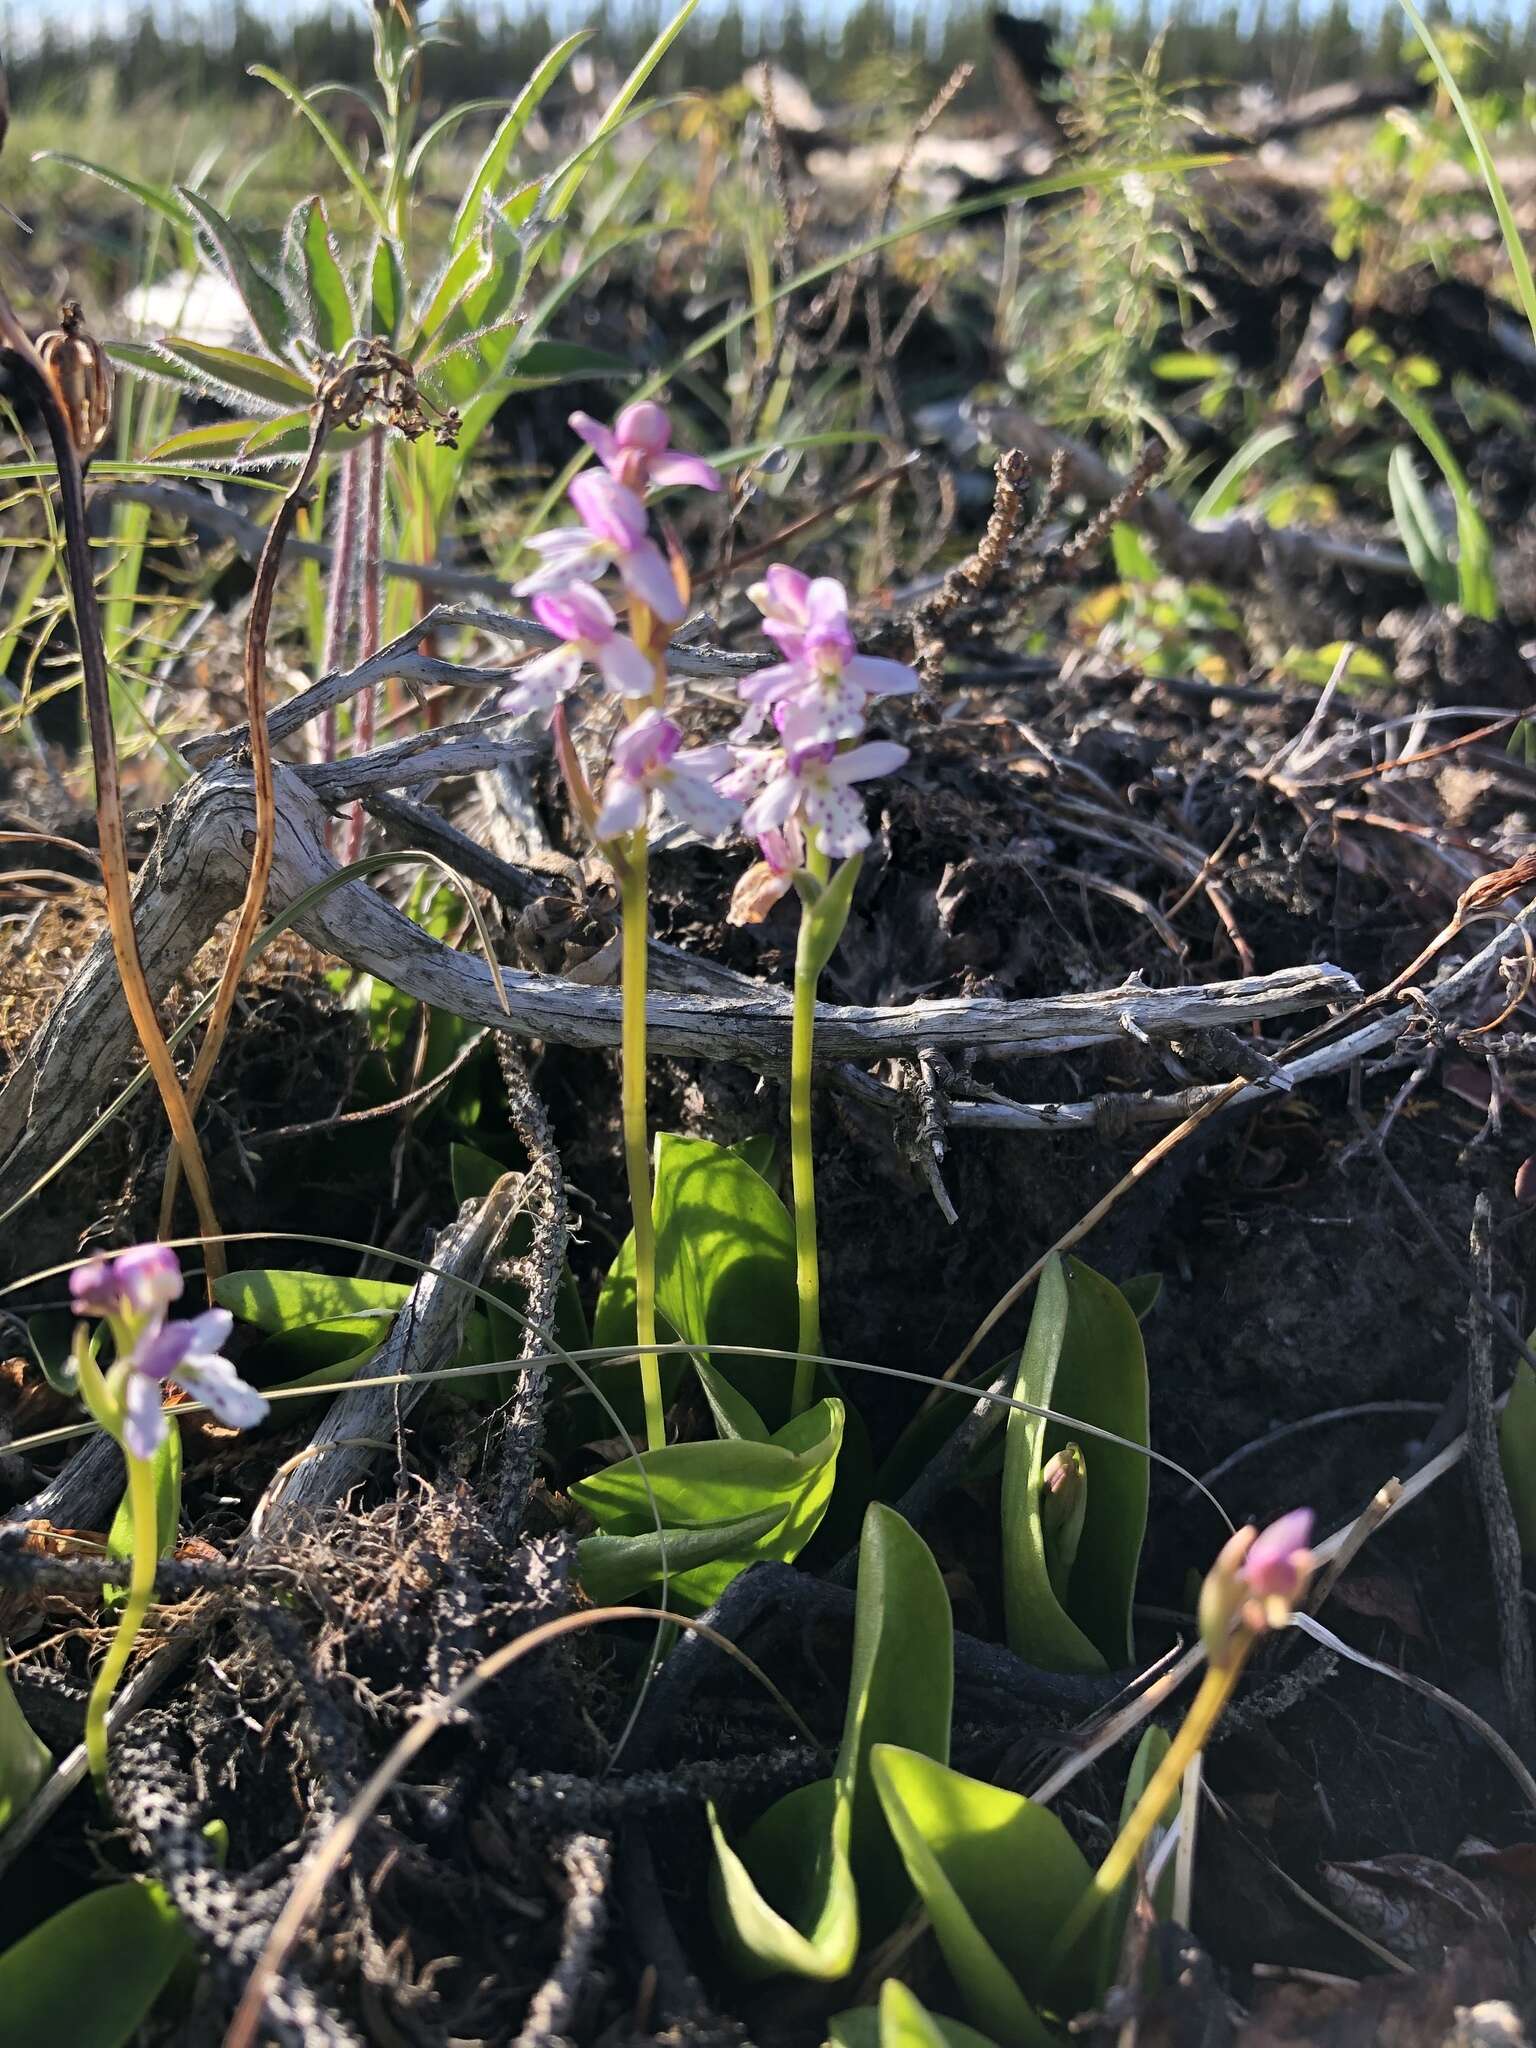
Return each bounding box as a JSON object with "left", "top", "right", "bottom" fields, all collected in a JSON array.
[{"left": 0, "top": 759, "right": 1357, "bottom": 1222}]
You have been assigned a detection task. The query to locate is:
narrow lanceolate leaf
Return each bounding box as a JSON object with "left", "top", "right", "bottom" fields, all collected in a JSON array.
[
  {"left": 145, "top": 415, "right": 305, "bottom": 466},
  {"left": 153, "top": 339, "right": 313, "bottom": 414},
  {"left": 368, "top": 235, "right": 407, "bottom": 342},
  {"left": 175, "top": 187, "right": 297, "bottom": 361},
  {"left": 35, "top": 152, "right": 187, "bottom": 230},
  {"left": 837, "top": 1503, "right": 953, "bottom": 1935},
  {"left": 542, "top": 0, "right": 702, "bottom": 222},
  {"left": 451, "top": 30, "right": 593, "bottom": 253},
  {"left": 282, "top": 197, "right": 355, "bottom": 356},
  {"left": 247, "top": 65, "right": 392, "bottom": 233}
]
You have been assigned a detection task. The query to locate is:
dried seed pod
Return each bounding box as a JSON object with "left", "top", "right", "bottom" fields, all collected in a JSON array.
[{"left": 35, "top": 301, "right": 113, "bottom": 465}]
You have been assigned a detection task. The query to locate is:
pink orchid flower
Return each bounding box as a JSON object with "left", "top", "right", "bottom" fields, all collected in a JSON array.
[
  {"left": 570, "top": 400, "right": 722, "bottom": 495},
  {"left": 738, "top": 564, "right": 918, "bottom": 747},
  {"left": 732, "top": 737, "right": 909, "bottom": 861},
  {"left": 516, "top": 473, "right": 684, "bottom": 623},
  {"left": 71, "top": 1245, "right": 268, "bottom": 1460},
  {"left": 500, "top": 585, "right": 654, "bottom": 719},
  {"left": 594, "top": 709, "right": 740, "bottom": 843}
]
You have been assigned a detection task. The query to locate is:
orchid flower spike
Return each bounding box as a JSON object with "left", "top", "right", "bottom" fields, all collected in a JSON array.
[
  {"left": 71, "top": 1244, "right": 268, "bottom": 1461},
  {"left": 726, "top": 737, "right": 910, "bottom": 862},
  {"left": 1199, "top": 1507, "right": 1315, "bottom": 1664},
  {"left": 500, "top": 585, "right": 654, "bottom": 720},
  {"left": 738, "top": 565, "right": 918, "bottom": 749},
  {"left": 570, "top": 400, "right": 722, "bottom": 496},
  {"left": 594, "top": 709, "right": 740, "bottom": 844},
  {"left": 516, "top": 473, "right": 684, "bottom": 623}
]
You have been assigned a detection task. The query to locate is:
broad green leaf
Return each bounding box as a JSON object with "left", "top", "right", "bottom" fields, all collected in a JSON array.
[
  {"left": 0, "top": 1656, "right": 51, "bottom": 1835},
  {"left": 837, "top": 1503, "right": 953, "bottom": 1934},
  {"left": 882, "top": 1982, "right": 994, "bottom": 2048},
  {"left": 1364, "top": 369, "right": 1497, "bottom": 621},
  {"left": 569, "top": 1399, "right": 843, "bottom": 1611},
  {"left": 0, "top": 1880, "right": 187, "bottom": 2046},
  {"left": 1499, "top": 1358, "right": 1536, "bottom": 1556},
  {"left": 707, "top": 1504, "right": 951, "bottom": 1979},
  {"left": 709, "top": 1778, "right": 859, "bottom": 1982},
  {"left": 247, "top": 66, "right": 392, "bottom": 233},
  {"left": 1388, "top": 445, "right": 1456, "bottom": 608},
  {"left": 576, "top": 1505, "right": 788, "bottom": 1603},
  {"left": 695, "top": 1360, "right": 771, "bottom": 1442},
  {"left": 830, "top": 1985, "right": 998, "bottom": 2048},
  {"left": 1001, "top": 1258, "right": 1149, "bottom": 1673},
  {"left": 215, "top": 1269, "right": 411, "bottom": 1336},
  {"left": 106, "top": 1416, "right": 182, "bottom": 1605},
  {"left": 591, "top": 1134, "right": 798, "bottom": 1430},
  {"left": 451, "top": 31, "right": 592, "bottom": 252},
  {"left": 176, "top": 187, "right": 296, "bottom": 360},
  {"left": 154, "top": 340, "right": 313, "bottom": 413},
  {"left": 410, "top": 236, "right": 493, "bottom": 358},
  {"left": 284, "top": 198, "right": 354, "bottom": 355},
  {"left": 871, "top": 1746, "right": 1095, "bottom": 2047}
]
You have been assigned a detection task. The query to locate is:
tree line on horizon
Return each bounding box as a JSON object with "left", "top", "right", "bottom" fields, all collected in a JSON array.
[{"left": 7, "top": 0, "right": 1536, "bottom": 116}]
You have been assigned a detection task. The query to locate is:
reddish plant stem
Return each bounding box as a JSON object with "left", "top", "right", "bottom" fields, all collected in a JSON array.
[
  {"left": 343, "top": 430, "right": 386, "bottom": 866},
  {"left": 0, "top": 288, "right": 224, "bottom": 1268}
]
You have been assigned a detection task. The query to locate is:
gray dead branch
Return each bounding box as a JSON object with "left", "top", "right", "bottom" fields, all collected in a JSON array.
[
  {"left": 255, "top": 1173, "right": 525, "bottom": 1522},
  {"left": 0, "top": 757, "right": 1357, "bottom": 1226}
]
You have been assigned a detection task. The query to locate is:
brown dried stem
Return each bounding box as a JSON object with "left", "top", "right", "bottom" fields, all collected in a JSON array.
[
  {"left": 159, "top": 400, "right": 334, "bottom": 1253},
  {"left": 0, "top": 287, "right": 223, "bottom": 1263}
]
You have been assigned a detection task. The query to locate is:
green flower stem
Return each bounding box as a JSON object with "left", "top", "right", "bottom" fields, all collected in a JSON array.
[
  {"left": 789, "top": 840, "right": 832, "bottom": 1418},
  {"left": 1044, "top": 1643, "right": 1249, "bottom": 1983},
  {"left": 621, "top": 837, "right": 664, "bottom": 1451},
  {"left": 83, "top": 1444, "right": 159, "bottom": 1793}
]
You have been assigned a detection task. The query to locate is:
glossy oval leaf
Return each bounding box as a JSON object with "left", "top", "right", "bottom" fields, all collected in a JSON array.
[
  {"left": 569, "top": 1398, "right": 843, "bottom": 1611},
  {"left": 831, "top": 1985, "right": 999, "bottom": 2048},
  {"left": 709, "top": 1777, "right": 859, "bottom": 1982},
  {"left": 871, "top": 1746, "right": 1094, "bottom": 2048},
  {"left": 837, "top": 1503, "right": 953, "bottom": 1934},
  {"left": 591, "top": 1134, "right": 798, "bottom": 1432},
  {"left": 0, "top": 1880, "right": 187, "bottom": 2048},
  {"left": 576, "top": 1505, "right": 788, "bottom": 1604},
  {"left": 1001, "top": 1257, "right": 1149, "bottom": 1673}
]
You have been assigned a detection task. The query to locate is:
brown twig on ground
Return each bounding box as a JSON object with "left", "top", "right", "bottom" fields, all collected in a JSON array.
[
  {"left": 487, "top": 1038, "right": 570, "bottom": 1535},
  {"left": 1466, "top": 1192, "right": 1535, "bottom": 1747},
  {"left": 907, "top": 447, "right": 1033, "bottom": 683},
  {"left": 0, "top": 287, "right": 224, "bottom": 1265}
]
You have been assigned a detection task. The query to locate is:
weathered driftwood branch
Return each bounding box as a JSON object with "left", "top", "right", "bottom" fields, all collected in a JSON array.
[
  {"left": 256, "top": 1174, "right": 525, "bottom": 1521},
  {"left": 0, "top": 758, "right": 1357, "bottom": 1220},
  {"left": 291, "top": 724, "right": 536, "bottom": 802},
  {"left": 175, "top": 601, "right": 763, "bottom": 774},
  {"left": 966, "top": 402, "right": 1414, "bottom": 586}
]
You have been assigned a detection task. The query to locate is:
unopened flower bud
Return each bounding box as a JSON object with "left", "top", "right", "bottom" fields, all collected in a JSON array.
[
  {"left": 1040, "top": 1442, "right": 1087, "bottom": 1603},
  {"left": 36, "top": 301, "right": 113, "bottom": 465},
  {"left": 1198, "top": 1509, "right": 1315, "bottom": 1666}
]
